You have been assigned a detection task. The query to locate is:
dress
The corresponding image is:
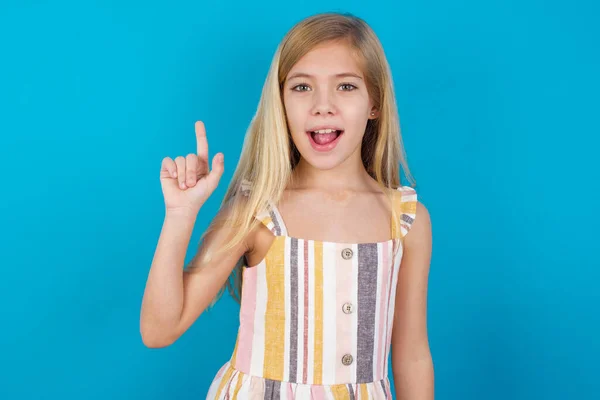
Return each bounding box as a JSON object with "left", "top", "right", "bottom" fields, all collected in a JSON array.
[{"left": 206, "top": 185, "right": 418, "bottom": 399}]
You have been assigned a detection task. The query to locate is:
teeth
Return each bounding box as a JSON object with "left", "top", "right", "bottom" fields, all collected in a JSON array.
[{"left": 313, "top": 128, "right": 339, "bottom": 134}]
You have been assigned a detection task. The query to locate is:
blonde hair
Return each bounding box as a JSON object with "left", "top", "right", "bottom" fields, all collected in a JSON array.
[{"left": 187, "top": 12, "right": 416, "bottom": 306}]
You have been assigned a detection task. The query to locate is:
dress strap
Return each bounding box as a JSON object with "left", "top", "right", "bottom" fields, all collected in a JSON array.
[
  {"left": 238, "top": 179, "right": 288, "bottom": 237},
  {"left": 391, "top": 186, "right": 418, "bottom": 239},
  {"left": 255, "top": 201, "right": 288, "bottom": 237}
]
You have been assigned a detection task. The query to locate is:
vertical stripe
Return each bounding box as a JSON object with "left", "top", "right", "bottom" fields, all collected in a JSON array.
[
  {"left": 336, "top": 243, "right": 353, "bottom": 383},
  {"left": 289, "top": 237, "right": 298, "bottom": 383},
  {"left": 264, "top": 238, "right": 286, "bottom": 380},
  {"left": 384, "top": 254, "right": 402, "bottom": 374},
  {"left": 230, "top": 334, "right": 239, "bottom": 369},
  {"left": 313, "top": 241, "right": 324, "bottom": 384},
  {"left": 371, "top": 244, "right": 381, "bottom": 379},
  {"left": 250, "top": 262, "right": 267, "bottom": 376},
  {"left": 307, "top": 241, "right": 315, "bottom": 383},
  {"left": 303, "top": 240, "right": 309, "bottom": 383},
  {"left": 380, "top": 380, "right": 389, "bottom": 399},
  {"left": 236, "top": 266, "right": 257, "bottom": 372},
  {"left": 322, "top": 242, "right": 337, "bottom": 384},
  {"left": 265, "top": 378, "right": 280, "bottom": 400},
  {"left": 283, "top": 238, "right": 291, "bottom": 381},
  {"left": 347, "top": 384, "right": 356, "bottom": 400},
  {"left": 356, "top": 243, "right": 378, "bottom": 383},
  {"left": 310, "top": 384, "right": 327, "bottom": 400},
  {"left": 214, "top": 365, "right": 234, "bottom": 399},
  {"left": 331, "top": 384, "right": 351, "bottom": 400},
  {"left": 377, "top": 241, "right": 390, "bottom": 378},
  {"left": 296, "top": 239, "right": 305, "bottom": 382},
  {"left": 232, "top": 372, "right": 244, "bottom": 399},
  {"left": 350, "top": 244, "right": 359, "bottom": 382},
  {"left": 268, "top": 206, "right": 281, "bottom": 236},
  {"left": 360, "top": 383, "right": 369, "bottom": 400}
]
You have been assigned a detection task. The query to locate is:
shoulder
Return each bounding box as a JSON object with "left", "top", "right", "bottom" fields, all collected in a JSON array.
[
  {"left": 389, "top": 185, "right": 423, "bottom": 238},
  {"left": 397, "top": 186, "right": 430, "bottom": 248}
]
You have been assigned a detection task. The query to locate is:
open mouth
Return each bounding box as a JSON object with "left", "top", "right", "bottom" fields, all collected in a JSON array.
[
  {"left": 306, "top": 128, "right": 344, "bottom": 152},
  {"left": 308, "top": 129, "right": 344, "bottom": 145}
]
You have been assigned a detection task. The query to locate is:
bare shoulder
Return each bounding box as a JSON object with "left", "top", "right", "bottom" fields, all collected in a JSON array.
[{"left": 404, "top": 201, "right": 432, "bottom": 258}]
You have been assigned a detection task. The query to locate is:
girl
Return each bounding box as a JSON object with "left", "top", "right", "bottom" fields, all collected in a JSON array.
[{"left": 140, "top": 12, "right": 434, "bottom": 400}]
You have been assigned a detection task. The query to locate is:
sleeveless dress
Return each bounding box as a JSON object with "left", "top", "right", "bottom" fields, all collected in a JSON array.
[{"left": 206, "top": 185, "right": 418, "bottom": 399}]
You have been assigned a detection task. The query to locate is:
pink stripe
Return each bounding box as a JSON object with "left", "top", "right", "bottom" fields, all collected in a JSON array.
[
  {"left": 377, "top": 241, "right": 389, "bottom": 378},
  {"left": 335, "top": 243, "right": 352, "bottom": 383},
  {"left": 288, "top": 383, "right": 294, "bottom": 399},
  {"left": 236, "top": 267, "right": 257, "bottom": 373},
  {"left": 311, "top": 384, "right": 328, "bottom": 400},
  {"left": 383, "top": 246, "right": 397, "bottom": 375},
  {"left": 303, "top": 240, "right": 309, "bottom": 383}
]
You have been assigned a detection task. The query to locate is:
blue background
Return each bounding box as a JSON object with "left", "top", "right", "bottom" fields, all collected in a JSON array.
[{"left": 1, "top": 1, "right": 598, "bottom": 399}]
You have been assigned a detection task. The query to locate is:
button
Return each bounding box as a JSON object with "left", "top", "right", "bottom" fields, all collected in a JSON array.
[
  {"left": 342, "top": 302, "right": 354, "bottom": 314},
  {"left": 341, "top": 248, "right": 353, "bottom": 260},
  {"left": 341, "top": 354, "right": 354, "bottom": 366}
]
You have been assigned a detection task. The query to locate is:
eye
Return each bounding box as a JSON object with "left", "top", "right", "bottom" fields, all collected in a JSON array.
[
  {"left": 291, "top": 83, "right": 311, "bottom": 92},
  {"left": 339, "top": 83, "right": 358, "bottom": 91}
]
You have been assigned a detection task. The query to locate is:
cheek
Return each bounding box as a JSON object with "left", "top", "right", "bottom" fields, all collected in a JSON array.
[{"left": 283, "top": 98, "right": 305, "bottom": 130}]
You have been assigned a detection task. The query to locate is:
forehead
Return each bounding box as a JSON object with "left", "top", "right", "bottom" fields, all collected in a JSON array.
[{"left": 287, "top": 42, "right": 363, "bottom": 79}]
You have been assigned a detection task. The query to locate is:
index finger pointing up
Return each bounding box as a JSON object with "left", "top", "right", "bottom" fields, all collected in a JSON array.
[{"left": 195, "top": 120, "right": 208, "bottom": 159}]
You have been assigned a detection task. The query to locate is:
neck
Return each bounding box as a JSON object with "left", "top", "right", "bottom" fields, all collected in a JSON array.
[{"left": 290, "top": 153, "right": 372, "bottom": 192}]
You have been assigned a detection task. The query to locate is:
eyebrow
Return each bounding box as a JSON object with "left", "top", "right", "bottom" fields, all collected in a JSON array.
[{"left": 286, "top": 72, "right": 364, "bottom": 81}]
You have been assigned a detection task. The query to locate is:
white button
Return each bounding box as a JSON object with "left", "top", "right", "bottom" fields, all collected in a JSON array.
[
  {"left": 341, "top": 248, "right": 353, "bottom": 260},
  {"left": 342, "top": 354, "right": 353, "bottom": 366},
  {"left": 342, "top": 302, "right": 354, "bottom": 314}
]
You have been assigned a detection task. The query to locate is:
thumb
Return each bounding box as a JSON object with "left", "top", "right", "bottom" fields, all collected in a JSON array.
[{"left": 204, "top": 153, "right": 225, "bottom": 193}]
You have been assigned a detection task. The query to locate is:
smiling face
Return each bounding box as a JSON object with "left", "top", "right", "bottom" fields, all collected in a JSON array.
[{"left": 282, "top": 41, "right": 379, "bottom": 171}]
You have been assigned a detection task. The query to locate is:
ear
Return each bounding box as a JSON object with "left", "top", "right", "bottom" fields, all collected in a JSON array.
[{"left": 369, "top": 108, "right": 379, "bottom": 119}]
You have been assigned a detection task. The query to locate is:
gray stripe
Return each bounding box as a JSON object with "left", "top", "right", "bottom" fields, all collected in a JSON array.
[
  {"left": 269, "top": 207, "right": 281, "bottom": 236},
  {"left": 263, "top": 379, "right": 281, "bottom": 400},
  {"left": 288, "top": 237, "right": 298, "bottom": 383},
  {"left": 356, "top": 243, "right": 379, "bottom": 383},
  {"left": 380, "top": 380, "right": 388, "bottom": 398},
  {"left": 401, "top": 213, "right": 414, "bottom": 225},
  {"left": 347, "top": 384, "right": 356, "bottom": 400}
]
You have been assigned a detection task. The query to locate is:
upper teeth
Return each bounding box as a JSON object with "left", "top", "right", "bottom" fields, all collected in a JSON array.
[{"left": 313, "top": 129, "right": 338, "bottom": 134}]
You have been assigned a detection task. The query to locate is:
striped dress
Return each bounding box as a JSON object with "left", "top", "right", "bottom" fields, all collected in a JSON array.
[{"left": 206, "top": 185, "right": 418, "bottom": 399}]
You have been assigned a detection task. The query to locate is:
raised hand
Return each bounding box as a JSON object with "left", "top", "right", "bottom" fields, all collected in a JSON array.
[{"left": 160, "top": 121, "right": 224, "bottom": 216}]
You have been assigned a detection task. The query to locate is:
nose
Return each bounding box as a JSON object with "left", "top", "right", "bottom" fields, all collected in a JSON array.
[{"left": 310, "top": 88, "right": 337, "bottom": 116}]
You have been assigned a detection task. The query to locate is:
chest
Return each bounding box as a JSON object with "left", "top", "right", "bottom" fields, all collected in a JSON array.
[{"left": 277, "top": 191, "right": 393, "bottom": 244}]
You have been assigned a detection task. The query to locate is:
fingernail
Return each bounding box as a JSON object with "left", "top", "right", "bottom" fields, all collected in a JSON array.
[{"left": 172, "top": 172, "right": 177, "bottom": 178}]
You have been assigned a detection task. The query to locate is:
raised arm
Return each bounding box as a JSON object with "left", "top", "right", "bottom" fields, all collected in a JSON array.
[{"left": 139, "top": 121, "right": 248, "bottom": 348}]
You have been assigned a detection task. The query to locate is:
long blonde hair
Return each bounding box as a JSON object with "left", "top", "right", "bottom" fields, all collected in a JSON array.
[{"left": 187, "top": 12, "right": 416, "bottom": 305}]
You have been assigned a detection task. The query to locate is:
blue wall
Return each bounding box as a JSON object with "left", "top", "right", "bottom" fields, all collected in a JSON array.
[{"left": 1, "top": 1, "right": 598, "bottom": 399}]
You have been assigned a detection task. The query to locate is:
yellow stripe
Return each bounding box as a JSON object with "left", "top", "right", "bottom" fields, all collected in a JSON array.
[
  {"left": 313, "top": 241, "right": 323, "bottom": 384},
  {"left": 360, "top": 383, "right": 369, "bottom": 399},
  {"left": 401, "top": 199, "right": 417, "bottom": 214},
  {"left": 263, "top": 237, "right": 286, "bottom": 380},
  {"left": 230, "top": 334, "right": 239, "bottom": 366},
  {"left": 232, "top": 372, "right": 244, "bottom": 399},
  {"left": 331, "top": 384, "right": 351, "bottom": 400},
  {"left": 214, "top": 365, "right": 234, "bottom": 399}
]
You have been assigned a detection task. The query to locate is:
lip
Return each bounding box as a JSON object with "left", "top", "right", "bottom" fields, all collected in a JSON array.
[
  {"left": 307, "top": 125, "right": 344, "bottom": 132},
  {"left": 306, "top": 129, "right": 344, "bottom": 152}
]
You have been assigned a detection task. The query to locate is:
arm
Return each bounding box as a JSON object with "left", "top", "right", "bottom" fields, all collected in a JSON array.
[
  {"left": 139, "top": 203, "right": 252, "bottom": 348},
  {"left": 391, "top": 201, "right": 434, "bottom": 399}
]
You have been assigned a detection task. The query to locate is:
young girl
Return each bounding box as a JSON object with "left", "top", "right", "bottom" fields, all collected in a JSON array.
[{"left": 140, "top": 12, "right": 433, "bottom": 399}]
